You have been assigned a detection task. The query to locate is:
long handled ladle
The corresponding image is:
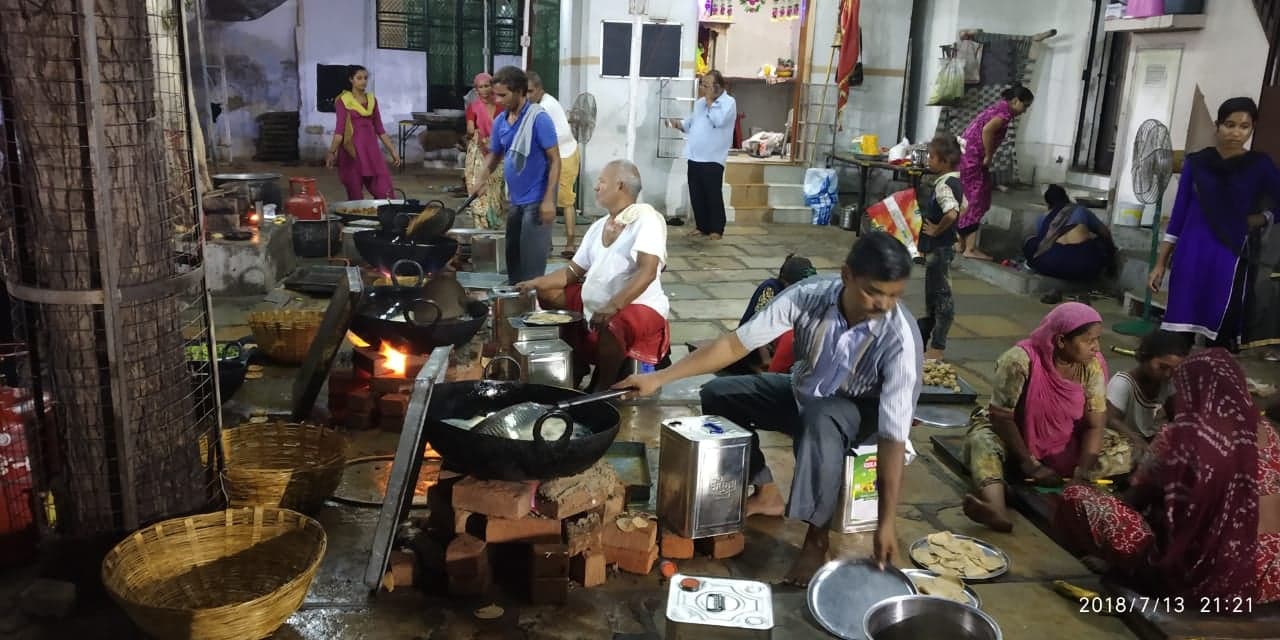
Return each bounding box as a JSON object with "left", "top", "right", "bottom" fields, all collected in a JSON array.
[{"left": 470, "top": 388, "right": 631, "bottom": 439}]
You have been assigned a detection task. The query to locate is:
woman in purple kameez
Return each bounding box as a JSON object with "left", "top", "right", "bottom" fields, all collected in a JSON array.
[
  {"left": 1150, "top": 97, "right": 1280, "bottom": 350},
  {"left": 325, "top": 65, "right": 400, "bottom": 199},
  {"left": 957, "top": 85, "right": 1034, "bottom": 260}
]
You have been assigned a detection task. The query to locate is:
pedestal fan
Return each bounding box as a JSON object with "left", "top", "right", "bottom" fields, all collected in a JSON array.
[
  {"left": 568, "top": 92, "right": 597, "bottom": 221},
  {"left": 1114, "top": 119, "right": 1174, "bottom": 336}
]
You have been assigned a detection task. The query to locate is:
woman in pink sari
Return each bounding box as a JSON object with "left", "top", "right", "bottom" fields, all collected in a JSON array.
[
  {"left": 1057, "top": 349, "right": 1280, "bottom": 603},
  {"left": 324, "top": 66, "right": 400, "bottom": 199},
  {"left": 962, "top": 302, "right": 1122, "bottom": 532},
  {"left": 956, "top": 84, "right": 1033, "bottom": 260},
  {"left": 465, "top": 72, "right": 506, "bottom": 229}
]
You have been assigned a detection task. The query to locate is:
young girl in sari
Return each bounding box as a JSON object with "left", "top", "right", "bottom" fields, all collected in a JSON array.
[
  {"left": 1058, "top": 349, "right": 1280, "bottom": 603},
  {"left": 962, "top": 303, "right": 1130, "bottom": 532},
  {"left": 325, "top": 66, "right": 400, "bottom": 199},
  {"left": 465, "top": 72, "right": 506, "bottom": 229}
]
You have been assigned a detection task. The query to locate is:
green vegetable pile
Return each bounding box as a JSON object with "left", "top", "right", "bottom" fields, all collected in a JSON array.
[{"left": 185, "top": 343, "right": 242, "bottom": 362}]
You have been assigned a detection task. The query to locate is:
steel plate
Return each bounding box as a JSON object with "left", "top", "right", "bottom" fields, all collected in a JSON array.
[
  {"left": 908, "top": 534, "right": 1010, "bottom": 582},
  {"left": 901, "top": 569, "right": 983, "bottom": 609},
  {"left": 913, "top": 404, "right": 973, "bottom": 429},
  {"left": 807, "top": 558, "right": 916, "bottom": 640},
  {"left": 521, "top": 309, "right": 584, "bottom": 326}
]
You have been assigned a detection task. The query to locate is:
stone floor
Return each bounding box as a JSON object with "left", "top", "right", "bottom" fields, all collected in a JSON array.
[{"left": 5, "top": 164, "right": 1279, "bottom": 639}]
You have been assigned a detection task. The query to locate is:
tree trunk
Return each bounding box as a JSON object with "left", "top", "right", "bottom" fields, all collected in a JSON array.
[{"left": 0, "top": 0, "right": 209, "bottom": 535}]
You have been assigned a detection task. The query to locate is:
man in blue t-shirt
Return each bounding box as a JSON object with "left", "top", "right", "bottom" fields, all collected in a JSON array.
[{"left": 471, "top": 66, "right": 561, "bottom": 284}]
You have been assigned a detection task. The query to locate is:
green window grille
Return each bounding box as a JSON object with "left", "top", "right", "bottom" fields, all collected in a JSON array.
[{"left": 376, "top": 0, "right": 428, "bottom": 51}]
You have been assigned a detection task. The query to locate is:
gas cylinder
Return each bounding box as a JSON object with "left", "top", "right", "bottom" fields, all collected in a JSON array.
[
  {"left": 0, "top": 385, "right": 35, "bottom": 566},
  {"left": 285, "top": 177, "right": 327, "bottom": 221}
]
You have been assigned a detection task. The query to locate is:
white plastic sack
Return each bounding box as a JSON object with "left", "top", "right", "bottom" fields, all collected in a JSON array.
[
  {"left": 887, "top": 138, "right": 911, "bottom": 163},
  {"left": 957, "top": 40, "right": 983, "bottom": 84},
  {"left": 927, "top": 57, "right": 965, "bottom": 106},
  {"left": 804, "top": 168, "right": 838, "bottom": 225}
]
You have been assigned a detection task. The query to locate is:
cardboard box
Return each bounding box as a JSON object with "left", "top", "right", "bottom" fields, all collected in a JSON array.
[{"left": 831, "top": 445, "right": 878, "bottom": 534}]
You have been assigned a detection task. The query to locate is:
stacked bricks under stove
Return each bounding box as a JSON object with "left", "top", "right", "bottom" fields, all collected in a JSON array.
[
  {"left": 418, "top": 460, "right": 647, "bottom": 602},
  {"left": 328, "top": 344, "right": 483, "bottom": 430}
]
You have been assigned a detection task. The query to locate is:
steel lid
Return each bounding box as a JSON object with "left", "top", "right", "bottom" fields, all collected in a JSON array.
[
  {"left": 807, "top": 559, "right": 917, "bottom": 640},
  {"left": 212, "top": 172, "right": 282, "bottom": 181}
]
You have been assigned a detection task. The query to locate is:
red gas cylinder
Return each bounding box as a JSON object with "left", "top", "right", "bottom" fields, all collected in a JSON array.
[
  {"left": 0, "top": 385, "right": 36, "bottom": 566},
  {"left": 286, "top": 177, "right": 327, "bottom": 221}
]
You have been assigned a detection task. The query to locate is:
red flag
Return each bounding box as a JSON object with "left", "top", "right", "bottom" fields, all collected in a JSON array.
[{"left": 836, "top": 0, "right": 861, "bottom": 112}]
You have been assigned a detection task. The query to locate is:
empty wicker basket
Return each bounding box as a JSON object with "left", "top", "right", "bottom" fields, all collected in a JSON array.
[
  {"left": 221, "top": 421, "right": 347, "bottom": 513},
  {"left": 247, "top": 309, "right": 324, "bottom": 364},
  {"left": 102, "top": 507, "right": 326, "bottom": 640}
]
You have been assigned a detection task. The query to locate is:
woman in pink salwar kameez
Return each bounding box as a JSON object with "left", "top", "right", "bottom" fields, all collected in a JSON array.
[
  {"left": 957, "top": 84, "right": 1033, "bottom": 261},
  {"left": 325, "top": 66, "right": 400, "bottom": 199}
]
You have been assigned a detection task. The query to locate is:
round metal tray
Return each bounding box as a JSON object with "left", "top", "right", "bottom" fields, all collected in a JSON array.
[
  {"left": 913, "top": 404, "right": 972, "bottom": 428},
  {"left": 807, "top": 558, "right": 916, "bottom": 640},
  {"left": 521, "top": 309, "right": 584, "bottom": 326},
  {"left": 901, "top": 569, "right": 983, "bottom": 609},
  {"left": 908, "top": 534, "right": 1009, "bottom": 582}
]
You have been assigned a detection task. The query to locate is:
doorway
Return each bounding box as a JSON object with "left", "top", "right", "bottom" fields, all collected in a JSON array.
[
  {"left": 1113, "top": 47, "right": 1183, "bottom": 220},
  {"left": 1074, "top": 29, "right": 1131, "bottom": 174}
]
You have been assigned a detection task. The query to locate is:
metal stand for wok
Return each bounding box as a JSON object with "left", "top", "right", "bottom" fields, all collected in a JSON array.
[{"left": 364, "top": 344, "right": 452, "bottom": 591}]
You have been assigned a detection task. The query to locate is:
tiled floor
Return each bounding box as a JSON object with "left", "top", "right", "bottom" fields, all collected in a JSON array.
[{"left": 11, "top": 165, "right": 1278, "bottom": 639}]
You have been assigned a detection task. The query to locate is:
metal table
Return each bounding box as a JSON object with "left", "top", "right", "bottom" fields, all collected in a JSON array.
[
  {"left": 397, "top": 114, "right": 464, "bottom": 173},
  {"left": 826, "top": 153, "right": 936, "bottom": 233}
]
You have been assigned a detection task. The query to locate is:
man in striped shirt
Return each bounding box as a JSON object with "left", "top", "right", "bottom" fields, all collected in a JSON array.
[{"left": 618, "top": 232, "right": 923, "bottom": 585}]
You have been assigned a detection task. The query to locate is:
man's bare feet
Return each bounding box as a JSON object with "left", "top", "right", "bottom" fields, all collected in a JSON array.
[
  {"left": 745, "top": 483, "right": 786, "bottom": 517},
  {"left": 924, "top": 348, "right": 945, "bottom": 361},
  {"left": 963, "top": 249, "right": 994, "bottom": 261},
  {"left": 962, "top": 493, "right": 1013, "bottom": 533},
  {"left": 708, "top": 233, "right": 722, "bottom": 240},
  {"left": 782, "top": 526, "right": 831, "bottom": 587},
  {"left": 686, "top": 229, "right": 707, "bottom": 238}
]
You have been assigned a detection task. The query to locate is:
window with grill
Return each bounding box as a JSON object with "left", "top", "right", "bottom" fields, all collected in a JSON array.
[{"left": 377, "top": 0, "right": 428, "bottom": 51}]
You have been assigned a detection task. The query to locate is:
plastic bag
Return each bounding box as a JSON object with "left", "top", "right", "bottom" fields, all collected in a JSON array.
[
  {"left": 887, "top": 138, "right": 911, "bottom": 163},
  {"left": 803, "top": 168, "right": 838, "bottom": 226},
  {"left": 864, "top": 189, "right": 922, "bottom": 257},
  {"left": 957, "top": 40, "right": 983, "bottom": 84},
  {"left": 927, "top": 57, "right": 965, "bottom": 106}
]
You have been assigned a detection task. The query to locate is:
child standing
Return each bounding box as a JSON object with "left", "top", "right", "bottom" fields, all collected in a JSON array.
[{"left": 918, "top": 135, "right": 965, "bottom": 360}]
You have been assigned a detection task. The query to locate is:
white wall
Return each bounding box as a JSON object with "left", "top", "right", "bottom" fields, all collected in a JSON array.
[
  {"left": 294, "top": 1, "right": 429, "bottom": 163},
  {"left": 718, "top": 9, "right": 802, "bottom": 79},
  {"left": 1109, "top": 0, "right": 1269, "bottom": 222},
  {"left": 203, "top": 0, "right": 300, "bottom": 161},
  {"left": 910, "top": 0, "right": 1094, "bottom": 185},
  {"left": 808, "top": 0, "right": 914, "bottom": 156},
  {"left": 562, "top": 0, "right": 699, "bottom": 215}
]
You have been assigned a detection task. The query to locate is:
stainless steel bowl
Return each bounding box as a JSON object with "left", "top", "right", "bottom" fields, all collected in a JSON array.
[{"left": 864, "top": 595, "right": 1000, "bottom": 640}]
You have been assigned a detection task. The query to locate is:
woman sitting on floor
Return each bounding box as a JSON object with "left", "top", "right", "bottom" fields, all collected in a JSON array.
[
  {"left": 1024, "top": 185, "right": 1118, "bottom": 283},
  {"left": 962, "top": 302, "right": 1131, "bottom": 532},
  {"left": 1057, "top": 349, "right": 1280, "bottom": 603},
  {"left": 1106, "top": 330, "right": 1190, "bottom": 456}
]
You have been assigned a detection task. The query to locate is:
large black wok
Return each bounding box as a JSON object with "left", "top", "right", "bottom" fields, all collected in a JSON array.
[
  {"left": 353, "top": 230, "right": 458, "bottom": 273},
  {"left": 351, "top": 296, "right": 488, "bottom": 353},
  {"left": 425, "top": 380, "right": 620, "bottom": 480},
  {"left": 378, "top": 199, "right": 446, "bottom": 232}
]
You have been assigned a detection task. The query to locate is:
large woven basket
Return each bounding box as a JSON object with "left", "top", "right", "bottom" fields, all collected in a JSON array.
[
  {"left": 247, "top": 310, "right": 324, "bottom": 364},
  {"left": 221, "top": 421, "right": 346, "bottom": 513},
  {"left": 102, "top": 507, "right": 326, "bottom": 640}
]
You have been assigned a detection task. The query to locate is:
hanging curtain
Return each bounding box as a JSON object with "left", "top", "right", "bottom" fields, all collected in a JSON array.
[{"left": 836, "top": 0, "right": 862, "bottom": 112}]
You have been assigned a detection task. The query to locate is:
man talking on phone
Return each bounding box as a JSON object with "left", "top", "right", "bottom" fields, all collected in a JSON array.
[{"left": 667, "top": 70, "right": 735, "bottom": 240}]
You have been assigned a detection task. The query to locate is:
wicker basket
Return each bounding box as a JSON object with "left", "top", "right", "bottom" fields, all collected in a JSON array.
[
  {"left": 247, "top": 310, "right": 324, "bottom": 364},
  {"left": 102, "top": 507, "right": 326, "bottom": 640},
  {"left": 221, "top": 421, "right": 347, "bottom": 513}
]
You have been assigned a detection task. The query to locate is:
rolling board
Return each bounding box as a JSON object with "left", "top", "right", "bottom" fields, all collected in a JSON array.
[{"left": 919, "top": 376, "right": 979, "bottom": 405}]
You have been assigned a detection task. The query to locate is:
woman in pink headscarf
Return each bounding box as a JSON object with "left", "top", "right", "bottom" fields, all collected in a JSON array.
[
  {"left": 465, "top": 72, "right": 506, "bottom": 229},
  {"left": 961, "top": 302, "right": 1127, "bottom": 532},
  {"left": 1056, "top": 349, "right": 1280, "bottom": 603}
]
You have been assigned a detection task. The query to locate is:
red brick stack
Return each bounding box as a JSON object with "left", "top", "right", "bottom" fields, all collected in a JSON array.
[
  {"left": 420, "top": 460, "right": 635, "bottom": 601},
  {"left": 659, "top": 529, "right": 746, "bottom": 560},
  {"left": 328, "top": 346, "right": 486, "bottom": 430}
]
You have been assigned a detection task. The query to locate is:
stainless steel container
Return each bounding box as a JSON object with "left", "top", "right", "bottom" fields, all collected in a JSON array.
[
  {"left": 472, "top": 233, "right": 506, "bottom": 273},
  {"left": 840, "top": 205, "right": 860, "bottom": 231},
  {"left": 513, "top": 339, "right": 573, "bottom": 388},
  {"left": 863, "top": 595, "right": 1000, "bottom": 640},
  {"left": 658, "top": 416, "right": 751, "bottom": 539},
  {"left": 490, "top": 286, "right": 537, "bottom": 351},
  {"left": 508, "top": 316, "right": 560, "bottom": 343},
  {"left": 666, "top": 574, "right": 773, "bottom": 639},
  {"left": 212, "top": 172, "right": 283, "bottom": 208}
]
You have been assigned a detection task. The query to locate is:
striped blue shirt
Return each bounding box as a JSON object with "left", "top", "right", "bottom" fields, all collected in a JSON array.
[
  {"left": 681, "top": 92, "right": 737, "bottom": 165},
  {"left": 735, "top": 276, "right": 924, "bottom": 443}
]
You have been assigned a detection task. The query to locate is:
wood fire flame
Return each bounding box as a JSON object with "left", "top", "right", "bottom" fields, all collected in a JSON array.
[{"left": 379, "top": 342, "right": 408, "bottom": 377}]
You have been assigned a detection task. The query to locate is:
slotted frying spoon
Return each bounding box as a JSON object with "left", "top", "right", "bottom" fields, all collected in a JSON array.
[{"left": 470, "top": 389, "right": 630, "bottom": 440}]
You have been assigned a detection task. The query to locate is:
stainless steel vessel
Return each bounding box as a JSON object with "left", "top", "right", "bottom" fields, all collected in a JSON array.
[
  {"left": 490, "top": 286, "right": 537, "bottom": 352},
  {"left": 508, "top": 316, "right": 560, "bottom": 343},
  {"left": 472, "top": 233, "right": 506, "bottom": 273},
  {"left": 666, "top": 574, "right": 773, "bottom": 639},
  {"left": 657, "top": 416, "right": 751, "bottom": 539},
  {"left": 513, "top": 339, "right": 573, "bottom": 388}
]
